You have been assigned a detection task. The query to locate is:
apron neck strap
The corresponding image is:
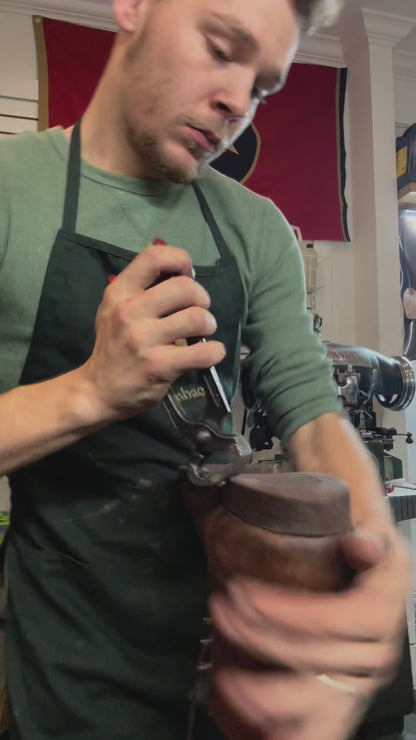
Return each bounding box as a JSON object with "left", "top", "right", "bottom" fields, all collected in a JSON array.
[
  {"left": 62, "top": 120, "right": 82, "bottom": 233},
  {"left": 192, "top": 182, "right": 229, "bottom": 261}
]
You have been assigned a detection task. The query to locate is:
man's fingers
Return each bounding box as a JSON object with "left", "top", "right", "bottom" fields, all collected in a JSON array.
[
  {"left": 152, "top": 340, "right": 226, "bottom": 375},
  {"left": 214, "top": 568, "right": 407, "bottom": 643},
  {"left": 141, "top": 275, "right": 211, "bottom": 318},
  {"left": 213, "top": 666, "right": 365, "bottom": 733},
  {"left": 106, "top": 255, "right": 213, "bottom": 323},
  {"left": 109, "top": 244, "right": 194, "bottom": 293},
  {"left": 102, "top": 279, "right": 215, "bottom": 351},
  {"left": 210, "top": 591, "right": 399, "bottom": 677},
  {"left": 159, "top": 307, "right": 218, "bottom": 344},
  {"left": 214, "top": 669, "right": 316, "bottom": 728},
  {"left": 103, "top": 308, "right": 223, "bottom": 371}
]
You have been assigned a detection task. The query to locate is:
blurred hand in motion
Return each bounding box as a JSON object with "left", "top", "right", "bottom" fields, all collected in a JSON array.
[{"left": 209, "top": 520, "right": 411, "bottom": 740}]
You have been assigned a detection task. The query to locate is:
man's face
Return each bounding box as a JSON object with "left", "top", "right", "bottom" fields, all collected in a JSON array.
[{"left": 117, "top": 0, "right": 299, "bottom": 182}]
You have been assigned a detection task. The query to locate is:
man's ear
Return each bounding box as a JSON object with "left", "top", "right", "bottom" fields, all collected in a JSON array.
[{"left": 113, "top": 0, "right": 144, "bottom": 32}]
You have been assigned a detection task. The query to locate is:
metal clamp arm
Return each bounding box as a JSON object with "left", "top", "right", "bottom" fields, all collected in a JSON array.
[{"left": 161, "top": 389, "right": 252, "bottom": 485}]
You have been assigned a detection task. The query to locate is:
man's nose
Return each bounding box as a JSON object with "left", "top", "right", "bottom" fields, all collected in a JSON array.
[{"left": 213, "top": 72, "right": 255, "bottom": 122}]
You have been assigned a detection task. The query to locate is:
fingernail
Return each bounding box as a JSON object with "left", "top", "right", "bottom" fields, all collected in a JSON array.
[
  {"left": 108, "top": 274, "right": 116, "bottom": 284},
  {"left": 208, "top": 313, "right": 217, "bottom": 331},
  {"left": 152, "top": 237, "right": 195, "bottom": 278}
]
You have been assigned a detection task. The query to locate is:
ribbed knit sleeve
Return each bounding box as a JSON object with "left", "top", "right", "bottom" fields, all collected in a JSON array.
[
  {"left": 240, "top": 198, "right": 340, "bottom": 445},
  {"left": 0, "top": 131, "right": 66, "bottom": 391},
  {"left": 0, "top": 140, "right": 11, "bottom": 271}
]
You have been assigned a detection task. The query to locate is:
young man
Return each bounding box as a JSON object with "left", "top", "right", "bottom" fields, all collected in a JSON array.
[{"left": 0, "top": 0, "right": 411, "bottom": 738}]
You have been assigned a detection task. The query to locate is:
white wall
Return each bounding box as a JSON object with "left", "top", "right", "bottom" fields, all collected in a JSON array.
[
  {"left": 395, "top": 78, "right": 416, "bottom": 130},
  {"left": 0, "top": 10, "right": 38, "bottom": 135},
  {"left": 0, "top": 11, "right": 37, "bottom": 94}
]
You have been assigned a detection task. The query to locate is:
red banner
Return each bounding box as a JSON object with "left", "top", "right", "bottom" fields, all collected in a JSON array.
[{"left": 34, "top": 16, "right": 349, "bottom": 241}]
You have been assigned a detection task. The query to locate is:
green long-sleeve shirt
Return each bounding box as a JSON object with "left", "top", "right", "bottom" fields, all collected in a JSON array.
[{"left": 0, "top": 127, "right": 339, "bottom": 444}]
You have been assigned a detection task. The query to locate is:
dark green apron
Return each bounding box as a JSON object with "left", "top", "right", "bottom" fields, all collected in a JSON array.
[{"left": 6, "top": 122, "right": 243, "bottom": 739}]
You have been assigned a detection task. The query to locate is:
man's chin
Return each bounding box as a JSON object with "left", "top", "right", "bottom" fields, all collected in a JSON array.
[
  {"left": 141, "top": 138, "right": 211, "bottom": 183},
  {"left": 164, "top": 155, "right": 209, "bottom": 184}
]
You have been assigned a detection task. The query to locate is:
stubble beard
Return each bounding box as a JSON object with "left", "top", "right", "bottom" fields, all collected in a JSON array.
[{"left": 125, "top": 123, "right": 210, "bottom": 184}]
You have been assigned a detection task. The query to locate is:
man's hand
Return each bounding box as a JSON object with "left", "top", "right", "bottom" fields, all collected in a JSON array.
[
  {"left": 209, "top": 520, "right": 411, "bottom": 740},
  {"left": 79, "top": 242, "right": 225, "bottom": 421}
]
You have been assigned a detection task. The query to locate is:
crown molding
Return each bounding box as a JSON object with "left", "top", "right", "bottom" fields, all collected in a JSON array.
[
  {"left": 295, "top": 12, "right": 416, "bottom": 70},
  {"left": 0, "top": 0, "right": 117, "bottom": 30},
  {"left": 295, "top": 32, "right": 345, "bottom": 67},
  {"left": 340, "top": 8, "right": 416, "bottom": 65},
  {"left": 394, "top": 49, "right": 416, "bottom": 82},
  {"left": 362, "top": 8, "right": 416, "bottom": 48}
]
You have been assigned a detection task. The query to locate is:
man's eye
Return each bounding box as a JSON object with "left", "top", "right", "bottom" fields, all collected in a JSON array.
[{"left": 208, "top": 40, "right": 231, "bottom": 63}]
